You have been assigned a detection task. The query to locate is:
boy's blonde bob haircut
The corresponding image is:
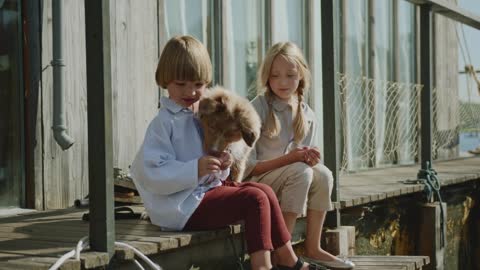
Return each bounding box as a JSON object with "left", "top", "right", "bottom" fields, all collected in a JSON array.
[
  {"left": 257, "top": 42, "right": 312, "bottom": 143},
  {"left": 156, "top": 35, "right": 212, "bottom": 88}
]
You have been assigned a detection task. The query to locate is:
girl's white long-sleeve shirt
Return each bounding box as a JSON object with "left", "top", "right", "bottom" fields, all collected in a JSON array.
[
  {"left": 130, "top": 97, "right": 226, "bottom": 231},
  {"left": 245, "top": 95, "right": 318, "bottom": 176}
]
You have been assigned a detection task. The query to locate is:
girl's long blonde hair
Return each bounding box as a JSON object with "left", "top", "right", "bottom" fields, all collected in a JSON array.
[{"left": 257, "top": 42, "right": 311, "bottom": 144}]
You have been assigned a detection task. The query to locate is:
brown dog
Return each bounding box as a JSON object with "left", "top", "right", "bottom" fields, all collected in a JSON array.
[{"left": 198, "top": 86, "right": 261, "bottom": 182}]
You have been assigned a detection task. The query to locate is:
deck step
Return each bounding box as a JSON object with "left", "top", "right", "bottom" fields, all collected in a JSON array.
[{"left": 348, "top": 255, "right": 430, "bottom": 270}]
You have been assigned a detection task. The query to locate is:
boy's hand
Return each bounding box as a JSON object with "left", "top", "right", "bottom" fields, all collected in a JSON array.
[
  {"left": 305, "top": 147, "right": 321, "bottom": 167},
  {"left": 198, "top": 156, "right": 221, "bottom": 178},
  {"left": 219, "top": 151, "right": 233, "bottom": 170}
]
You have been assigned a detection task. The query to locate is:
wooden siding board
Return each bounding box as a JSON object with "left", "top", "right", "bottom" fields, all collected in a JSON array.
[
  {"left": 40, "top": 0, "right": 89, "bottom": 210},
  {"left": 111, "top": 0, "right": 159, "bottom": 172},
  {"left": 63, "top": 0, "right": 89, "bottom": 208},
  {"left": 40, "top": 0, "right": 54, "bottom": 209}
]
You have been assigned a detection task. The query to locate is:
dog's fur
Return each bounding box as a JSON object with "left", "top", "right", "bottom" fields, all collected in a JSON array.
[{"left": 198, "top": 86, "right": 261, "bottom": 182}]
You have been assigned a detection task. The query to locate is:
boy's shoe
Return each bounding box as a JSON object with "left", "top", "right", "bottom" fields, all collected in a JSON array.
[{"left": 303, "top": 256, "right": 355, "bottom": 269}]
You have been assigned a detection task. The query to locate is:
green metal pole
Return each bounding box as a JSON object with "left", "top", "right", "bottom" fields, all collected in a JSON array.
[
  {"left": 419, "top": 4, "right": 433, "bottom": 173},
  {"left": 84, "top": 0, "right": 115, "bottom": 258},
  {"left": 321, "top": 0, "right": 341, "bottom": 227}
]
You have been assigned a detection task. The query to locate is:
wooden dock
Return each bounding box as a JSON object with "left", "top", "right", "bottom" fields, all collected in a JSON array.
[
  {"left": 0, "top": 207, "right": 243, "bottom": 269},
  {"left": 0, "top": 156, "right": 477, "bottom": 269},
  {"left": 349, "top": 256, "right": 430, "bottom": 270},
  {"left": 337, "top": 157, "right": 480, "bottom": 208}
]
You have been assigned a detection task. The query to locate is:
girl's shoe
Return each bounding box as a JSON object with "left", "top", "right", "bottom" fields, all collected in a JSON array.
[{"left": 303, "top": 257, "right": 355, "bottom": 269}]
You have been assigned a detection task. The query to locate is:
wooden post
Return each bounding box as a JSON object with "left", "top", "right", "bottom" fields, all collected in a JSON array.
[
  {"left": 84, "top": 0, "right": 115, "bottom": 257},
  {"left": 418, "top": 202, "right": 446, "bottom": 270},
  {"left": 210, "top": 0, "right": 223, "bottom": 85},
  {"left": 367, "top": 0, "right": 376, "bottom": 168},
  {"left": 323, "top": 226, "right": 356, "bottom": 256},
  {"left": 321, "top": 0, "right": 341, "bottom": 227}
]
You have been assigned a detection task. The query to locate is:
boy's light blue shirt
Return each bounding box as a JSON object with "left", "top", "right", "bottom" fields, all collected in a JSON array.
[{"left": 130, "top": 97, "right": 225, "bottom": 231}]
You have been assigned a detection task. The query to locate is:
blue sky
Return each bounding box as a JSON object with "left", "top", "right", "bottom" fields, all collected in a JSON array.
[{"left": 458, "top": 0, "right": 480, "bottom": 102}]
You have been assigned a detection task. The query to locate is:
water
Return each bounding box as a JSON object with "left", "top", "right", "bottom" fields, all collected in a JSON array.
[{"left": 460, "top": 132, "right": 480, "bottom": 154}]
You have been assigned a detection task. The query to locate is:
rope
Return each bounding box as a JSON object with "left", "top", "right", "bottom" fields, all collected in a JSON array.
[
  {"left": 460, "top": 25, "right": 472, "bottom": 65},
  {"left": 48, "top": 236, "right": 89, "bottom": 270},
  {"left": 417, "top": 161, "right": 445, "bottom": 248},
  {"left": 455, "top": 27, "right": 467, "bottom": 65},
  {"left": 48, "top": 238, "right": 162, "bottom": 270},
  {"left": 115, "top": 242, "right": 162, "bottom": 270},
  {"left": 134, "top": 259, "right": 147, "bottom": 270},
  {"left": 456, "top": 25, "right": 480, "bottom": 95},
  {"left": 466, "top": 65, "right": 480, "bottom": 95}
]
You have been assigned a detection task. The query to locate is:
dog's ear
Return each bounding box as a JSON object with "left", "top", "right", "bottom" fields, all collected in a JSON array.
[
  {"left": 234, "top": 107, "right": 259, "bottom": 147},
  {"left": 241, "top": 129, "right": 257, "bottom": 147},
  {"left": 214, "top": 96, "right": 227, "bottom": 112},
  {"left": 199, "top": 98, "right": 216, "bottom": 115}
]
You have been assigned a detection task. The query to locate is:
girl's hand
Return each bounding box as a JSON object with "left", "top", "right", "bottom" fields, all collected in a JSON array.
[
  {"left": 287, "top": 147, "right": 309, "bottom": 163},
  {"left": 198, "top": 156, "right": 221, "bottom": 178},
  {"left": 305, "top": 147, "right": 321, "bottom": 167},
  {"left": 219, "top": 151, "right": 233, "bottom": 170}
]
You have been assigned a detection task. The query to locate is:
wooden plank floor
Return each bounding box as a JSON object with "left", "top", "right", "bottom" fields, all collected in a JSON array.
[
  {"left": 337, "top": 156, "right": 480, "bottom": 208},
  {"left": 0, "top": 208, "right": 242, "bottom": 269},
  {"left": 348, "top": 255, "right": 430, "bottom": 270},
  {"left": 0, "top": 157, "right": 476, "bottom": 269}
]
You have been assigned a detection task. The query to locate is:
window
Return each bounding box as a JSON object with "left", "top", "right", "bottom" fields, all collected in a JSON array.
[
  {"left": 373, "top": 1, "right": 394, "bottom": 166},
  {"left": 161, "top": 0, "right": 209, "bottom": 43},
  {"left": 271, "top": 0, "right": 308, "bottom": 54},
  {"left": 397, "top": 1, "right": 417, "bottom": 164},
  {"left": 0, "top": 0, "right": 24, "bottom": 207},
  {"left": 339, "top": 1, "right": 418, "bottom": 172},
  {"left": 222, "top": 0, "right": 266, "bottom": 99},
  {"left": 159, "top": 0, "right": 212, "bottom": 89},
  {"left": 340, "top": 0, "right": 369, "bottom": 171}
]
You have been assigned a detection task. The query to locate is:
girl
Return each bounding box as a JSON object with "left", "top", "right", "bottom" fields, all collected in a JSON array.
[
  {"left": 130, "top": 36, "right": 322, "bottom": 270},
  {"left": 246, "top": 42, "right": 355, "bottom": 270}
]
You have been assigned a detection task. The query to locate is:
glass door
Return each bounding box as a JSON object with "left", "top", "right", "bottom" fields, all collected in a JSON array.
[{"left": 0, "top": 0, "right": 24, "bottom": 208}]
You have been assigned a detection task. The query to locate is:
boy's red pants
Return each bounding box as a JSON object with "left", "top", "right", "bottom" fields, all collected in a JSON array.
[{"left": 184, "top": 181, "right": 291, "bottom": 254}]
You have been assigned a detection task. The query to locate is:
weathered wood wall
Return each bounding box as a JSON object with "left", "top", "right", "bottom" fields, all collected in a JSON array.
[
  {"left": 36, "top": 0, "right": 159, "bottom": 209},
  {"left": 38, "top": 0, "right": 89, "bottom": 209},
  {"left": 110, "top": 0, "right": 159, "bottom": 171}
]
